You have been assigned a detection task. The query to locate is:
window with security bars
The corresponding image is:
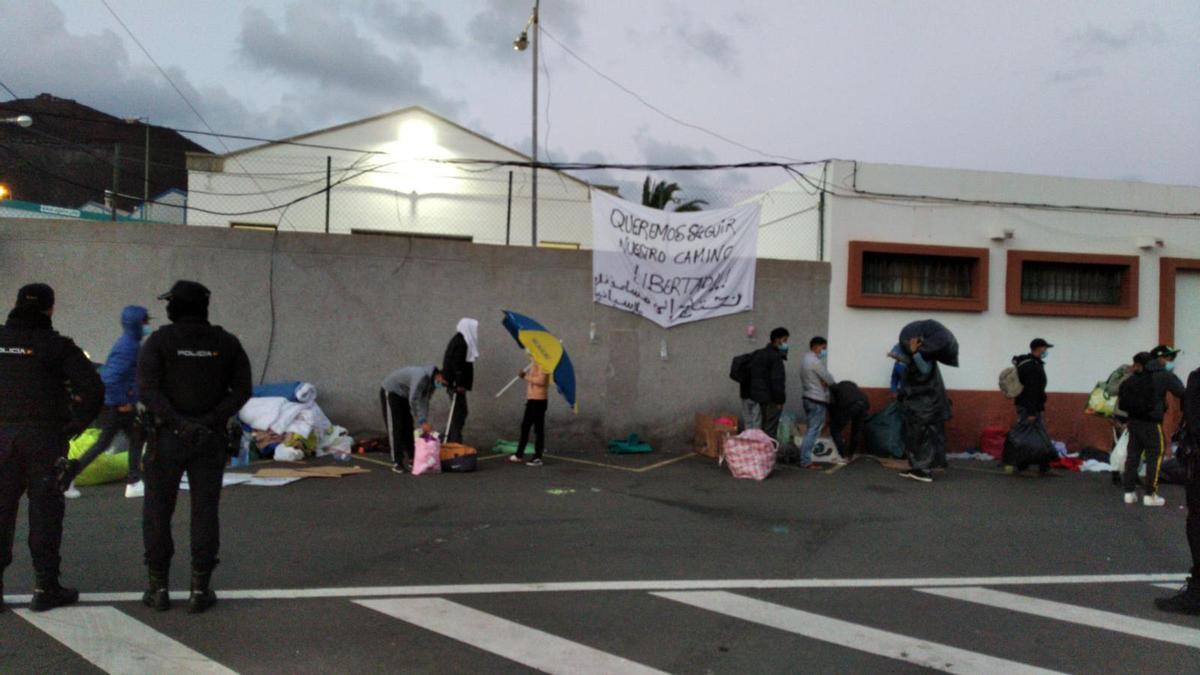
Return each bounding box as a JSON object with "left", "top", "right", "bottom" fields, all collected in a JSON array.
[
  {"left": 862, "top": 252, "right": 975, "bottom": 299},
  {"left": 1020, "top": 261, "right": 1124, "bottom": 305}
]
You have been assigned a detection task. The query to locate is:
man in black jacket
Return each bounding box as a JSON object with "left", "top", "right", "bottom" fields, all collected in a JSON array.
[
  {"left": 1120, "top": 346, "right": 1186, "bottom": 507},
  {"left": 828, "top": 380, "right": 869, "bottom": 461},
  {"left": 441, "top": 318, "right": 478, "bottom": 444},
  {"left": 0, "top": 283, "right": 103, "bottom": 612},
  {"left": 748, "top": 328, "right": 789, "bottom": 442},
  {"left": 1010, "top": 338, "right": 1053, "bottom": 474},
  {"left": 138, "top": 281, "right": 252, "bottom": 614},
  {"left": 1157, "top": 364, "right": 1200, "bottom": 614}
]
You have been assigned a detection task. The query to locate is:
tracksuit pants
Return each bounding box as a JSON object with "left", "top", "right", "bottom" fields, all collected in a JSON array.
[
  {"left": 380, "top": 389, "right": 415, "bottom": 466},
  {"left": 517, "top": 400, "right": 548, "bottom": 460},
  {"left": 1123, "top": 419, "right": 1166, "bottom": 495}
]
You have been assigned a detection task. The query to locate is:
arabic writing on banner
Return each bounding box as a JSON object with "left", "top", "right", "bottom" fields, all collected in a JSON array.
[{"left": 591, "top": 189, "right": 760, "bottom": 328}]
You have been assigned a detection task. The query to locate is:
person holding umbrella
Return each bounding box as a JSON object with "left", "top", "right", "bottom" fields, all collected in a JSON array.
[{"left": 508, "top": 359, "right": 550, "bottom": 466}]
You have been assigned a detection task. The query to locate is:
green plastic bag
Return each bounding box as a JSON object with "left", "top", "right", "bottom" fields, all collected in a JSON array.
[
  {"left": 607, "top": 434, "right": 653, "bottom": 454},
  {"left": 492, "top": 440, "right": 521, "bottom": 455},
  {"left": 67, "top": 429, "right": 130, "bottom": 486}
]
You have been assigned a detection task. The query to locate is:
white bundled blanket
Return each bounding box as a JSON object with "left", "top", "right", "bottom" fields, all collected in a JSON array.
[{"left": 239, "top": 396, "right": 331, "bottom": 440}]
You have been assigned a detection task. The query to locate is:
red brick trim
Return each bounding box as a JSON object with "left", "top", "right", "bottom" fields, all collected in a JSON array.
[
  {"left": 846, "top": 241, "right": 989, "bottom": 312},
  {"left": 1160, "top": 257, "right": 1200, "bottom": 345},
  {"left": 1005, "top": 250, "right": 1138, "bottom": 319}
]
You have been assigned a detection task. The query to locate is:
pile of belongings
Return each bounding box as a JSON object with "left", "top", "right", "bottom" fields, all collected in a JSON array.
[{"left": 238, "top": 381, "right": 353, "bottom": 462}]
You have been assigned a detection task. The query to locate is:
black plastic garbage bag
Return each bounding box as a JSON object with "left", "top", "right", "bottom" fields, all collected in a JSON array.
[
  {"left": 1160, "top": 458, "right": 1189, "bottom": 485},
  {"left": 899, "top": 319, "right": 960, "bottom": 368},
  {"left": 1002, "top": 418, "right": 1056, "bottom": 468},
  {"left": 865, "top": 402, "right": 905, "bottom": 458}
]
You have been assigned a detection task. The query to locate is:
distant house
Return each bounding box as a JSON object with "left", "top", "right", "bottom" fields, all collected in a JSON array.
[
  {"left": 186, "top": 106, "right": 595, "bottom": 247},
  {"left": 0, "top": 93, "right": 208, "bottom": 217}
]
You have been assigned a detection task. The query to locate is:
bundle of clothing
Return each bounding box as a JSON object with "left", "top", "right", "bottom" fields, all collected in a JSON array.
[{"left": 237, "top": 382, "right": 353, "bottom": 461}]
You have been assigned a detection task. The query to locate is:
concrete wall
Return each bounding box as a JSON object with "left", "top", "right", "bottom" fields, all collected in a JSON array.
[{"left": 0, "top": 218, "right": 830, "bottom": 452}]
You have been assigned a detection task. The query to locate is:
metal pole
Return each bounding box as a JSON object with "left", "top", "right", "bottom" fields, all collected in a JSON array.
[
  {"left": 325, "top": 155, "right": 332, "bottom": 234},
  {"left": 531, "top": 0, "right": 539, "bottom": 247},
  {"left": 817, "top": 188, "right": 826, "bottom": 261},
  {"left": 143, "top": 122, "right": 149, "bottom": 221},
  {"left": 505, "top": 170, "right": 513, "bottom": 246},
  {"left": 112, "top": 143, "right": 120, "bottom": 221}
]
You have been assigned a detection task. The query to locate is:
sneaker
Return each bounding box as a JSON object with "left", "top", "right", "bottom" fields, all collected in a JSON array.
[
  {"left": 1156, "top": 582, "right": 1200, "bottom": 615},
  {"left": 125, "top": 481, "right": 145, "bottom": 498},
  {"left": 900, "top": 469, "right": 933, "bottom": 483},
  {"left": 507, "top": 455, "right": 524, "bottom": 464},
  {"left": 31, "top": 583, "right": 79, "bottom": 612},
  {"left": 1124, "top": 492, "right": 1139, "bottom": 505},
  {"left": 391, "top": 463, "right": 406, "bottom": 475},
  {"left": 526, "top": 458, "right": 544, "bottom": 466},
  {"left": 1144, "top": 494, "right": 1166, "bottom": 507},
  {"left": 63, "top": 482, "right": 81, "bottom": 499}
]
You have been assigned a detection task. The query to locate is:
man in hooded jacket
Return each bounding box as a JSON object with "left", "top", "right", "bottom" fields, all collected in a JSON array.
[
  {"left": 64, "top": 305, "right": 151, "bottom": 498},
  {"left": 137, "top": 280, "right": 252, "bottom": 614},
  {"left": 0, "top": 283, "right": 103, "bottom": 612},
  {"left": 442, "top": 318, "right": 479, "bottom": 444}
]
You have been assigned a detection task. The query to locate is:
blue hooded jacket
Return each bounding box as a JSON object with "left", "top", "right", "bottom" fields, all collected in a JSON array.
[{"left": 101, "top": 305, "right": 148, "bottom": 406}]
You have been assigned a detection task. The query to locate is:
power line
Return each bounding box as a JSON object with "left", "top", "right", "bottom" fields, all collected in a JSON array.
[
  {"left": 0, "top": 79, "right": 19, "bottom": 100},
  {"left": 539, "top": 25, "right": 805, "bottom": 164}
]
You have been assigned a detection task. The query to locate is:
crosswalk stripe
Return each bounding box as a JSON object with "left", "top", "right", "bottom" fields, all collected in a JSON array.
[
  {"left": 355, "top": 597, "right": 666, "bottom": 675},
  {"left": 654, "top": 590, "right": 1061, "bottom": 675},
  {"left": 15, "top": 606, "right": 236, "bottom": 674},
  {"left": 918, "top": 586, "right": 1200, "bottom": 649}
]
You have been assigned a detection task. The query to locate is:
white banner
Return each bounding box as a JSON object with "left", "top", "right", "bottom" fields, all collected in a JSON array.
[{"left": 591, "top": 189, "right": 760, "bottom": 328}]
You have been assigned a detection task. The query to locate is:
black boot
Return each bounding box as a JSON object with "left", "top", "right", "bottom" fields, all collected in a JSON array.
[
  {"left": 187, "top": 570, "right": 217, "bottom": 614},
  {"left": 1156, "top": 580, "right": 1200, "bottom": 615},
  {"left": 31, "top": 577, "right": 79, "bottom": 612},
  {"left": 142, "top": 572, "right": 171, "bottom": 611}
]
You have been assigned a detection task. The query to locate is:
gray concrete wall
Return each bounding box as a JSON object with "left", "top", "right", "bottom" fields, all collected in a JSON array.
[{"left": 0, "top": 218, "right": 830, "bottom": 451}]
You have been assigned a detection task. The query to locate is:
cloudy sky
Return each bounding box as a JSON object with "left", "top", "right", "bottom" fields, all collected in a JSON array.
[{"left": 2, "top": 0, "right": 1198, "bottom": 197}]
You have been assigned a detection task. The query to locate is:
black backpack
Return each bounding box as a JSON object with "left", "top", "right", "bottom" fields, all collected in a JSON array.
[
  {"left": 1118, "top": 370, "right": 1155, "bottom": 419},
  {"left": 730, "top": 351, "right": 755, "bottom": 386}
]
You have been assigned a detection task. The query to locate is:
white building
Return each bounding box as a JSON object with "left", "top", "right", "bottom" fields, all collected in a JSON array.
[
  {"left": 785, "top": 159, "right": 1200, "bottom": 450},
  {"left": 186, "top": 107, "right": 595, "bottom": 248}
]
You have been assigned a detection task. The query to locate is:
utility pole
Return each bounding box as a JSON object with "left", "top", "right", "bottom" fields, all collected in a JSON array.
[
  {"left": 531, "top": 0, "right": 539, "bottom": 247},
  {"left": 325, "top": 156, "right": 332, "bottom": 234},
  {"left": 143, "top": 122, "right": 150, "bottom": 221}
]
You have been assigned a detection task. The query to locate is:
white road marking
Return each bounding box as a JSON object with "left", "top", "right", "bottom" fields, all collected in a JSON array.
[
  {"left": 654, "top": 590, "right": 1061, "bottom": 674},
  {"left": 356, "top": 597, "right": 666, "bottom": 675},
  {"left": 0, "top": 572, "right": 1186, "bottom": 605},
  {"left": 919, "top": 586, "right": 1200, "bottom": 649},
  {"left": 15, "top": 606, "right": 236, "bottom": 674}
]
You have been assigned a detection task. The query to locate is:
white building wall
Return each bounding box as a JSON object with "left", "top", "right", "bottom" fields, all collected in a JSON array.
[
  {"left": 187, "top": 109, "right": 594, "bottom": 247},
  {"left": 823, "top": 159, "right": 1200, "bottom": 395}
]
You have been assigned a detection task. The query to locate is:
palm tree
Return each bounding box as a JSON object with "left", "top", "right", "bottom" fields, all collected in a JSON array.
[{"left": 641, "top": 176, "right": 707, "bottom": 212}]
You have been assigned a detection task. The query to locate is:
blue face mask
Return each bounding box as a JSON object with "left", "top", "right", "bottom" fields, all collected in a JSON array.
[
  {"left": 819, "top": 349, "right": 828, "bottom": 360},
  {"left": 1041, "top": 349, "right": 1050, "bottom": 361},
  {"left": 1166, "top": 361, "right": 1176, "bottom": 372},
  {"left": 778, "top": 342, "right": 789, "bottom": 352},
  {"left": 142, "top": 324, "right": 153, "bottom": 337}
]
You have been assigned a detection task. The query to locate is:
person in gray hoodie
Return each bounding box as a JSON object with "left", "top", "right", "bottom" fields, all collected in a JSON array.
[{"left": 380, "top": 365, "right": 447, "bottom": 474}]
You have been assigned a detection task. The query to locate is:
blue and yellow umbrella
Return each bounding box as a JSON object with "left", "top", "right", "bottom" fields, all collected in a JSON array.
[{"left": 502, "top": 310, "right": 577, "bottom": 412}]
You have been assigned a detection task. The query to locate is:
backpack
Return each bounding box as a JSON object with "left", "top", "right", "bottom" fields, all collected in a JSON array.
[
  {"left": 730, "top": 351, "right": 755, "bottom": 386},
  {"left": 998, "top": 366, "right": 1023, "bottom": 399},
  {"left": 1118, "top": 370, "right": 1155, "bottom": 419}
]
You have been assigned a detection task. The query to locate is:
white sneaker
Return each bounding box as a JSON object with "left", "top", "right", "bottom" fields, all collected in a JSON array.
[
  {"left": 1123, "top": 492, "right": 1138, "bottom": 505},
  {"left": 63, "top": 482, "right": 81, "bottom": 499},
  {"left": 1144, "top": 494, "right": 1166, "bottom": 507},
  {"left": 125, "top": 481, "right": 145, "bottom": 498}
]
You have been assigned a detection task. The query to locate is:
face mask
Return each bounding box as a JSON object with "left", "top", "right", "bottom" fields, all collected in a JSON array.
[
  {"left": 142, "top": 324, "right": 153, "bottom": 337},
  {"left": 819, "top": 349, "right": 828, "bottom": 360},
  {"left": 778, "top": 343, "right": 789, "bottom": 352},
  {"left": 1041, "top": 350, "right": 1050, "bottom": 361},
  {"left": 1166, "top": 361, "right": 1176, "bottom": 372}
]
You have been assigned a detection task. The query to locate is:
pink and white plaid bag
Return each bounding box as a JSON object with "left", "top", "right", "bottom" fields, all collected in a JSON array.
[
  {"left": 412, "top": 434, "right": 442, "bottom": 476},
  {"left": 720, "top": 429, "right": 778, "bottom": 480}
]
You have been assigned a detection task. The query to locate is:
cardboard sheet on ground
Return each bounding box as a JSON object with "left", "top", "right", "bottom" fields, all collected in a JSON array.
[
  {"left": 179, "top": 474, "right": 253, "bottom": 491},
  {"left": 254, "top": 465, "right": 371, "bottom": 479}
]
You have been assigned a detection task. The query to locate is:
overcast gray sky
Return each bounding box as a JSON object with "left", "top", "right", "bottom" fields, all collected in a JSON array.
[{"left": 3, "top": 0, "right": 1198, "bottom": 198}]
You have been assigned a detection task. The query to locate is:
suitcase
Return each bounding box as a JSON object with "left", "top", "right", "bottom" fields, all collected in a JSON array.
[{"left": 439, "top": 442, "right": 478, "bottom": 472}]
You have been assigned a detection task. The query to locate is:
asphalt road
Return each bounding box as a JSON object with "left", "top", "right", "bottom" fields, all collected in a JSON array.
[{"left": 1, "top": 451, "right": 1196, "bottom": 673}]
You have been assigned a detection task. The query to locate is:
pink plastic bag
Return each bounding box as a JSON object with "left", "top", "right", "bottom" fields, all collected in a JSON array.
[
  {"left": 412, "top": 434, "right": 442, "bottom": 476},
  {"left": 721, "top": 429, "right": 778, "bottom": 480}
]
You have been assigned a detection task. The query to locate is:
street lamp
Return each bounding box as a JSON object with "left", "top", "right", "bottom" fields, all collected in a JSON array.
[
  {"left": 0, "top": 115, "right": 33, "bottom": 128},
  {"left": 513, "top": 0, "right": 539, "bottom": 246},
  {"left": 125, "top": 116, "right": 149, "bottom": 220}
]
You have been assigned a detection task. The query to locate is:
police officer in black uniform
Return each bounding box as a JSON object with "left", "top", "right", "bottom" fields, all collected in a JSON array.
[
  {"left": 138, "top": 280, "right": 251, "bottom": 614},
  {"left": 0, "top": 283, "right": 103, "bottom": 612}
]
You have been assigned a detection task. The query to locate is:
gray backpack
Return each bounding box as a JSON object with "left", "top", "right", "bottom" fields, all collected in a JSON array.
[{"left": 998, "top": 366, "right": 1024, "bottom": 399}]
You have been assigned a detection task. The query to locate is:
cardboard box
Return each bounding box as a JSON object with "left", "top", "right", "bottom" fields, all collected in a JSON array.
[{"left": 695, "top": 413, "right": 738, "bottom": 458}]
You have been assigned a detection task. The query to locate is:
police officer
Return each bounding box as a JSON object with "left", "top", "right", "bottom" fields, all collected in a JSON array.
[
  {"left": 137, "top": 280, "right": 251, "bottom": 614},
  {"left": 0, "top": 283, "right": 103, "bottom": 612}
]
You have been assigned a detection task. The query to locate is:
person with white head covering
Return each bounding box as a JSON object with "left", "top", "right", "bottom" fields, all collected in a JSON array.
[{"left": 442, "top": 318, "right": 479, "bottom": 444}]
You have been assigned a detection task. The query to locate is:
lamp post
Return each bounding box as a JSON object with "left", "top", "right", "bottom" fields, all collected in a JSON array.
[
  {"left": 513, "top": 0, "right": 539, "bottom": 246},
  {"left": 125, "top": 116, "right": 149, "bottom": 220},
  {"left": 0, "top": 115, "right": 33, "bottom": 128}
]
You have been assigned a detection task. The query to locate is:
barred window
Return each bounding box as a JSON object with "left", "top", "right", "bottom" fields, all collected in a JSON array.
[
  {"left": 1020, "top": 261, "right": 1124, "bottom": 305},
  {"left": 862, "top": 252, "right": 975, "bottom": 299}
]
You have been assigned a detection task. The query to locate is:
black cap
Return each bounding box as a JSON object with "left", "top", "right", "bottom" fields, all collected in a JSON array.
[
  {"left": 1030, "top": 338, "right": 1054, "bottom": 351},
  {"left": 1133, "top": 351, "right": 1153, "bottom": 366},
  {"left": 1150, "top": 344, "right": 1181, "bottom": 359},
  {"left": 15, "top": 283, "right": 55, "bottom": 311},
  {"left": 158, "top": 280, "right": 210, "bottom": 305}
]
